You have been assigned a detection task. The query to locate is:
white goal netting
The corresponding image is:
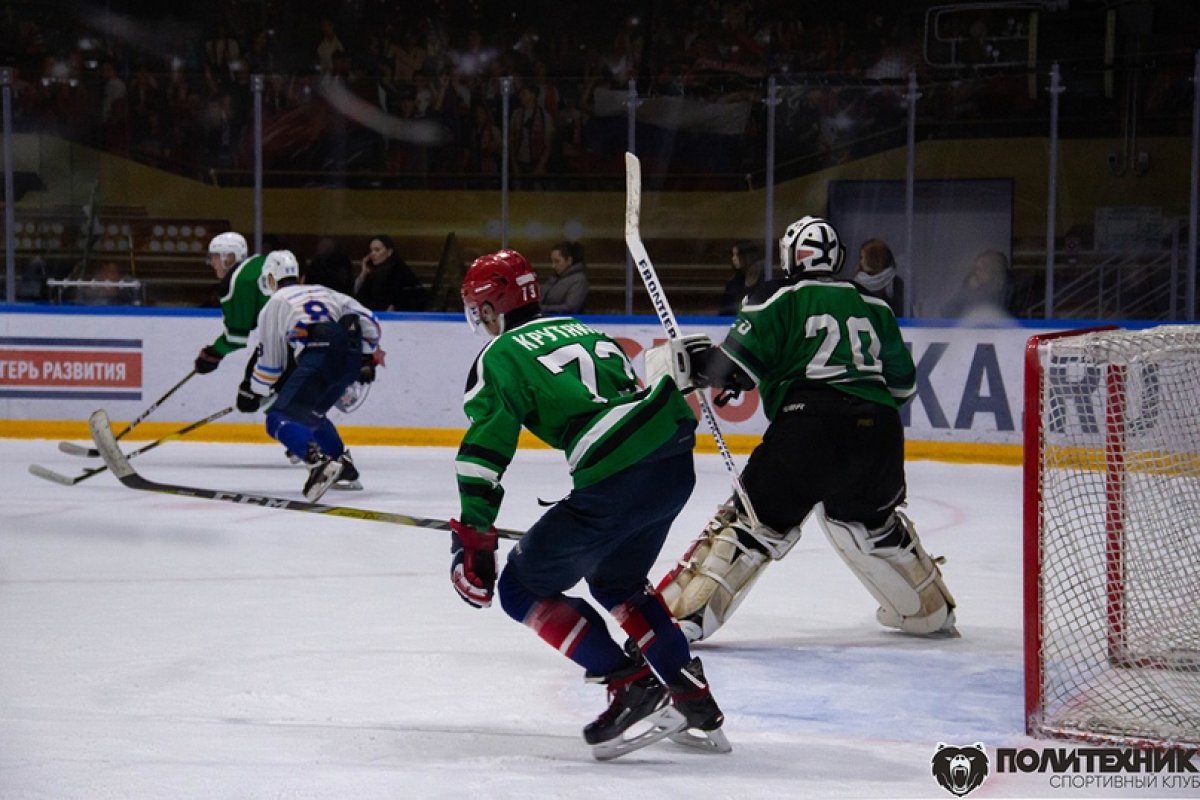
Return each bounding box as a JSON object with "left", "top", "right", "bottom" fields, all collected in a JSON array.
[{"left": 1029, "top": 325, "right": 1200, "bottom": 748}]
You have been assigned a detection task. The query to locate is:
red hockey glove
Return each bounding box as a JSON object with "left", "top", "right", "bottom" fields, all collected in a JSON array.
[{"left": 450, "top": 519, "right": 498, "bottom": 609}]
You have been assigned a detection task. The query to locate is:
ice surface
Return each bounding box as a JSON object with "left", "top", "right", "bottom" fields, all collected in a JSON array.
[{"left": 0, "top": 439, "right": 1189, "bottom": 798}]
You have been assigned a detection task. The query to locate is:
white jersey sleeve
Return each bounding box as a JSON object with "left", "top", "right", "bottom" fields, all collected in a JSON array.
[{"left": 250, "top": 284, "right": 381, "bottom": 395}]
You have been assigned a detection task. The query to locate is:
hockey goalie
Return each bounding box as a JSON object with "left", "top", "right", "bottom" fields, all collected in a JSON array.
[{"left": 648, "top": 216, "right": 957, "bottom": 643}]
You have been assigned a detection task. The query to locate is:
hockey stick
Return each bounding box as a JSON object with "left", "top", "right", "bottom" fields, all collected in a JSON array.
[
  {"left": 59, "top": 368, "right": 199, "bottom": 457},
  {"left": 30, "top": 405, "right": 236, "bottom": 486},
  {"left": 87, "top": 409, "right": 524, "bottom": 541},
  {"left": 624, "top": 152, "right": 761, "bottom": 528}
]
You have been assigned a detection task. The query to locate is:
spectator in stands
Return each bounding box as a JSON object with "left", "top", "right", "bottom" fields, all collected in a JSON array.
[
  {"left": 316, "top": 17, "right": 345, "bottom": 75},
  {"left": 304, "top": 238, "right": 355, "bottom": 295},
  {"left": 355, "top": 234, "right": 429, "bottom": 311},
  {"left": 387, "top": 29, "right": 427, "bottom": 86},
  {"left": 79, "top": 260, "right": 140, "bottom": 306},
  {"left": 540, "top": 240, "right": 589, "bottom": 314},
  {"left": 99, "top": 59, "right": 129, "bottom": 155},
  {"left": 853, "top": 238, "right": 904, "bottom": 316},
  {"left": 17, "top": 256, "right": 48, "bottom": 302},
  {"left": 717, "top": 240, "right": 763, "bottom": 316},
  {"left": 204, "top": 23, "right": 241, "bottom": 77},
  {"left": 509, "top": 84, "right": 555, "bottom": 188},
  {"left": 466, "top": 101, "right": 502, "bottom": 183},
  {"left": 940, "top": 249, "right": 1014, "bottom": 323}
]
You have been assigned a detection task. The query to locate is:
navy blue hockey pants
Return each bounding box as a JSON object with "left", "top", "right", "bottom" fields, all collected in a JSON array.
[
  {"left": 498, "top": 422, "right": 698, "bottom": 679},
  {"left": 265, "top": 319, "right": 360, "bottom": 460}
]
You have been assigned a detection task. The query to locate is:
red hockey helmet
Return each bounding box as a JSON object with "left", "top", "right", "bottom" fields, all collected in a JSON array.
[{"left": 461, "top": 249, "right": 540, "bottom": 333}]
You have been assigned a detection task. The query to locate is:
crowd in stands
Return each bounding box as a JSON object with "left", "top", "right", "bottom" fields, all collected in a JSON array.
[
  {"left": 2, "top": 1, "right": 1197, "bottom": 188},
  {"left": 0, "top": 2, "right": 1094, "bottom": 187}
]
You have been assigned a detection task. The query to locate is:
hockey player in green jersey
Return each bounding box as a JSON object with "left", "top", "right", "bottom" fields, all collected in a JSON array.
[
  {"left": 448, "top": 249, "right": 729, "bottom": 760},
  {"left": 656, "top": 216, "right": 958, "bottom": 642},
  {"left": 193, "top": 232, "right": 269, "bottom": 375}
]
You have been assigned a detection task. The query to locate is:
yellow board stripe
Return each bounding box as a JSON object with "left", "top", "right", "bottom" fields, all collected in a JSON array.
[{"left": 0, "top": 420, "right": 1024, "bottom": 466}]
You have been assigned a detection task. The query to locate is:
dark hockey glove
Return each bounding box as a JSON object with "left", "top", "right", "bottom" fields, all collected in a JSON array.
[
  {"left": 236, "top": 380, "right": 266, "bottom": 413},
  {"left": 449, "top": 519, "right": 498, "bottom": 609},
  {"left": 359, "top": 353, "right": 377, "bottom": 384},
  {"left": 194, "top": 345, "right": 224, "bottom": 375}
]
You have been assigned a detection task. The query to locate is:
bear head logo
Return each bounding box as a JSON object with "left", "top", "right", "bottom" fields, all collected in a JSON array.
[{"left": 931, "top": 742, "right": 989, "bottom": 797}]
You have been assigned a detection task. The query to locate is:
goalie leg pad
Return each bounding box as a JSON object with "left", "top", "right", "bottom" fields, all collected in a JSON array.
[
  {"left": 656, "top": 500, "right": 797, "bottom": 642},
  {"left": 818, "top": 507, "right": 957, "bottom": 636}
]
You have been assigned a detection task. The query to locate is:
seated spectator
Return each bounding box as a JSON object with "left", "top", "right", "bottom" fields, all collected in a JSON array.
[
  {"left": 717, "top": 240, "right": 763, "bottom": 316},
  {"left": 79, "top": 261, "right": 140, "bottom": 306},
  {"left": 304, "top": 238, "right": 355, "bottom": 295},
  {"left": 853, "top": 238, "right": 904, "bottom": 316},
  {"left": 17, "top": 256, "right": 48, "bottom": 302},
  {"left": 354, "top": 234, "right": 429, "bottom": 311},
  {"left": 540, "top": 240, "right": 589, "bottom": 314},
  {"left": 941, "top": 250, "right": 1015, "bottom": 323}
]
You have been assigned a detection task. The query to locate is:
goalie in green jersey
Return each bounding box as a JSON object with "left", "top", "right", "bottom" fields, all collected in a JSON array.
[
  {"left": 448, "top": 249, "right": 729, "bottom": 759},
  {"left": 655, "top": 216, "right": 959, "bottom": 642}
]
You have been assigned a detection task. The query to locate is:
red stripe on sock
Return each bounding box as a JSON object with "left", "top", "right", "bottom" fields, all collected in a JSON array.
[{"left": 524, "top": 598, "right": 590, "bottom": 656}]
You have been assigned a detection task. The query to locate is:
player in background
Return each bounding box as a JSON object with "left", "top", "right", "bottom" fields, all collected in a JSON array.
[
  {"left": 656, "top": 216, "right": 958, "bottom": 642},
  {"left": 236, "top": 250, "right": 383, "bottom": 502},
  {"left": 193, "top": 232, "right": 267, "bottom": 375},
  {"left": 449, "top": 250, "right": 729, "bottom": 760}
]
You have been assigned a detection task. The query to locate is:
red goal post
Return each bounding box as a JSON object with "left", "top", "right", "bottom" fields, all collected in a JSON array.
[{"left": 1023, "top": 325, "right": 1200, "bottom": 749}]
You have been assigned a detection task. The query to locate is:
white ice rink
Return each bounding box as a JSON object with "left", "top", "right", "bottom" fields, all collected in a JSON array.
[{"left": 0, "top": 438, "right": 1190, "bottom": 799}]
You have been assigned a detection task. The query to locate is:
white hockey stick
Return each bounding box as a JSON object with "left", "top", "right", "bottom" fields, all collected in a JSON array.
[
  {"left": 30, "top": 405, "right": 235, "bottom": 486},
  {"left": 624, "top": 152, "right": 760, "bottom": 528},
  {"left": 58, "top": 368, "right": 198, "bottom": 457}
]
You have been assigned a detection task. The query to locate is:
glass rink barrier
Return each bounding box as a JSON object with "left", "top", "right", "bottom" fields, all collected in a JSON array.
[{"left": 0, "top": 3, "right": 1197, "bottom": 322}]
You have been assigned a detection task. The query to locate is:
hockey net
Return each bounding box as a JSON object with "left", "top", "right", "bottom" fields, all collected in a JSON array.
[{"left": 1024, "top": 325, "right": 1200, "bottom": 748}]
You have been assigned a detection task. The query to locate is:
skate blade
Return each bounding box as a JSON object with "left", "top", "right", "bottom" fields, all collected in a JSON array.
[
  {"left": 668, "top": 725, "right": 732, "bottom": 754},
  {"left": 331, "top": 479, "right": 363, "bottom": 491},
  {"left": 927, "top": 624, "right": 961, "bottom": 639},
  {"left": 590, "top": 706, "right": 686, "bottom": 761}
]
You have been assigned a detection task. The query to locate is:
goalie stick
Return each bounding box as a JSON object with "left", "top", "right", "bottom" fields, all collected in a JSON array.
[
  {"left": 30, "top": 406, "right": 236, "bottom": 486},
  {"left": 87, "top": 409, "right": 523, "bottom": 541},
  {"left": 624, "top": 152, "right": 761, "bottom": 528},
  {"left": 58, "top": 368, "right": 198, "bottom": 457}
]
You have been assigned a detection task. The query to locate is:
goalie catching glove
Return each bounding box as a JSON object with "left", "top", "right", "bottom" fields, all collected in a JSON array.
[
  {"left": 450, "top": 519, "right": 498, "bottom": 608},
  {"left": 642, "top": 334, "right": 712, "bottom": 392}
]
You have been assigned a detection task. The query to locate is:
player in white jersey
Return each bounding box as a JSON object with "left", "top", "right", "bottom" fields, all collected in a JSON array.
[{"left": 236, "top": 250, "right": 384, "bottom": 501}]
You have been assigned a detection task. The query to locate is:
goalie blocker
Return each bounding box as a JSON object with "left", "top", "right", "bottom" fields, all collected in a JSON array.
[{"left": 658, "top": 500, "right": 956, "bottom": 641}]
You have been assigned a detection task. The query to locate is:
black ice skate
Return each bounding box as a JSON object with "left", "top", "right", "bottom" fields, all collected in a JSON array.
[
  {"left": 331, "top": 449, "right": 362, "bottom": 491},
  {"left": 583, "top": 659, "right": 685, "bottom": 761},
  {"left": 287, "top": 442, "right": 320, "bottom": 466},
  {"left": 302, "top": 456, "right": 343, "bottom": 502},
  {"left": 665, "top": 657, "right": 732, "bottom": 754}
]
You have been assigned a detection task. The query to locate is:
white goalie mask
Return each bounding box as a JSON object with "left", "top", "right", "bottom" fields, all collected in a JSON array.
[
  {"left": 778, "top": 216, "right": 845, "bottom": 277},
  {"left": 208, "top": 231, "right": 248, "bottom": 264},
  {"left": 258, "top": 250, "right": 301, "bottom": 294}
]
